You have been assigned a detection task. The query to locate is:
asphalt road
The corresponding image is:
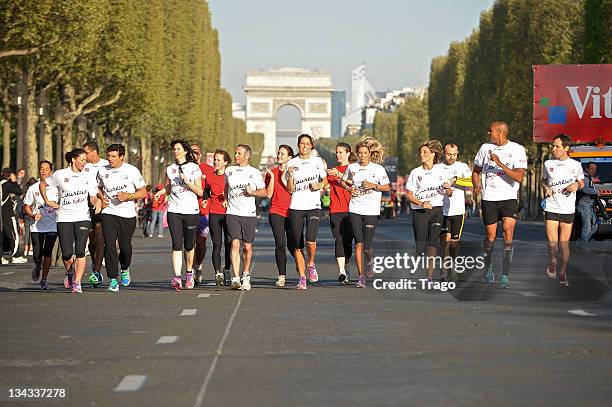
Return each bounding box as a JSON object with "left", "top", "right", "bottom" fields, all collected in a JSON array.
[{"left": 1, "top": 214, "right": 611, "bottom": 406}]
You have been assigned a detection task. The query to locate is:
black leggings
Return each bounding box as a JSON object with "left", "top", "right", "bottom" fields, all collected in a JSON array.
[
  {"left": 412, "top": 207, "right": 443, "bottom": 255},
  {"left": 269, "top": 213, "right": 297, "bottom": 276},
  {"left": 349, "top": 213, "right": 377, "bottom": 250},
  {"left": 31, "top": 232, "right": 57, "bottom": 266},
  {"left": 330, "top": 212, "right": 353, "bottom": 259},
  {"left": 101, "top": 214, "right": 137, "bottom": 279},
  {"left": 209, "top": 213, "right": 231, "bottom": 271},
  {"left": 167, "top": 212, "right": 199, "bottom": 251},
  {"left": 57, "top": 221, "right": 92, "bottom": 261},
  {"left": 289, "top": 208, "right": 321, "bottom": 249}
]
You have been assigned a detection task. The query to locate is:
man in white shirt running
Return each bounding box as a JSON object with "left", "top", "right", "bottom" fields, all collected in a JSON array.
[
  {"left": 97, "top": 144, "right": 147, "bottom": 293},
  {"left": 224, "top": 144, "right": 266, "bottom": 290},
  {"left": 472, "top": 121, "right": 527, "bottom": 288},
  {"left": 83, "top": 141, "right": 109, "bottom": 287},
  {"left": 440, "top": 143, "right": 472, "bottom": 281}
]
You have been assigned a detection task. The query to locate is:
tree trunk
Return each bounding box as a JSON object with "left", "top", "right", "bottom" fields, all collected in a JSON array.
[
  {"left": 62, "top": 121, "right": 74, "bottom": 156},
  {"left": 25, "top": 70, "right": 39, "bottom": 177},
  {"left": 43, "top": 119, "right": 53, "bottom": 163},
  {"left": 141, "top": 134, "right": 152, "bottom": 184},
  {"left": 2, "top": 109, "right": 10, "bottom": 168}
]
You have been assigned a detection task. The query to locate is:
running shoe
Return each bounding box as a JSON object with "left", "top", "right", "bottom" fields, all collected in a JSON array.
[
  {"left": 482, "top": 264, "right": 494, "bottom": 284},
  {"left": 71, "top": 281, "right": 82, "bottom": 294},
  {"left": 546, "top": 263, "right": 557, "bottom": 279},
  {"left": 308, "top": 265, "right": 319, "bottom": 283},
  {"left": 499, "top": 275, "right": 509, "bottom": 289},
  {"left": 171, "top": 276, "right": 182, "bottom": 291},
  {"left": 230, "top": 276, "right": 241, "bottom": 290},
  {"left": 108, "top": 278, "right": 120, "bottom": 293},
  {"left": 88, "top": 272, "right": 100, "bottom": 288},
  {"left": 297, "top": 276, "right": 307, "bottom": 290},
  {"left": 31, "top": 265, "right": 41, "bottom": 281},
  {"left": 366, "top": 263, "right": 374, "bottom": 278},
  {"left": 194, "top": 267, "right": 203, "bottom": 285},
  {"left": 40, "top": 280, "right": 49, "bottom": 290},
  {"left": 12, "top": 256, "right": 27, "bottom": 264},
  {"left": 223, "top": 269, "right": 231, "bottom": 286},
  {"left": 338, "top": 270, "right": 348, "bottom": 284},
  {"left": 185, "top": 271, "right": 195, "bottom": 289},
  {"left": 275, "top": 275, "right": 286, "bottom": 287},
  {"left": 215, "top": 270, "right": 224, "bottom": 286},
  {"left": 94, "top": 271, "right": 103, "bottom": 285},
  {"left": 240, "top": 274, "right": 251, "bottom": 291},
  {"left": 357, "top": 275, "right": 366, "bottom": 288},
  {"left": 559, "top": 272, "right": 569, "bottom": 287},
  {"left": 64, "top": 271, "right": 74, "bottom": 289},
  {"left": 120, "top": 269, "right": 131, "bottom": 287}
]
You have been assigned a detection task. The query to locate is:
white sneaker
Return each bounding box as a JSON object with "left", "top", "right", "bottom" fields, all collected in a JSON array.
[
  {"left": 12, "top": 256, "right": 27, "bottom": 264},
  {"left": 231, "top": 276, "right": 241, "bottom": 290},
  {"left": 240, "top": 274, "right": 251, "bottom": 291},
  {"left": 1, "top": 257, "right": 10, "bottom": 265},
  {"left": 275, "top": 275, "right": 286, "bottom": 287}
]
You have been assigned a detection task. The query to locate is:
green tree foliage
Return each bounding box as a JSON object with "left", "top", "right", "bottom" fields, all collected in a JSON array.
[
  {"left": 372, "top": 111, "right": 398, "bottom": 157},
  {"left": 397, "top": 95, "right": 429, "bottom": 173},
  {"left": 584, "top": 0, "right": 612, "bottom": 63}
]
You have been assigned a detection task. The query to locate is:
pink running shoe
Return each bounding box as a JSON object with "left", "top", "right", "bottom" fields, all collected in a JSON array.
[
  {"left": 185, "top": 272, "right": 195, "bottom": 289},
  {"left": 546, "top": 263, "right": 557, "bottom": 279},
  {"left": 71, "top": 281, "right": 82, "bottom": 293},
  {"left": 63, "top": 272, "right": 73, "bottom": 289},
  {"left": 171, "top": 276, "right": 182, "bottom": 291},
  {"left": 366, "top": 263, "right": 374, "bottom": 278},
  {"left": 308, "top": 265, "right": 319, "bottom": 283},
  {"left": 357, "top": 275, "right": 366, "bottom": 288},
  {"left": 297, "top": 276, "right": 307, "bottom": 290}
]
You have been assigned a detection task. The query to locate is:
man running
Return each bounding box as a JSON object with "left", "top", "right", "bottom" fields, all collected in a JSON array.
[
  {"left": 472, "top": 121, "right": 527, "bottom": 288},
  {"left": 83, "top": 141, "right": 109, "bottom": 287},
  {"left": 224, "top": 144, "right": 266, "bottom": 290},
  {"left": 440, "top": 143, "right": 472, "bottom": 282},
  {"left": 96, "top": 144, "right": 147, "bottom": 293}
]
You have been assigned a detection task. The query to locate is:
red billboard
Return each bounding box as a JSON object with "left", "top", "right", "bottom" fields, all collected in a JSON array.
[{"left": 533, "top": 64, "right": 612, "bottom": 143}]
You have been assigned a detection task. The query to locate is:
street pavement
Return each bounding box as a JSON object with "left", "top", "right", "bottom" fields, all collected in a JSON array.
[{"left": 1, "top": 214, "right": 611, "bottom": 406}]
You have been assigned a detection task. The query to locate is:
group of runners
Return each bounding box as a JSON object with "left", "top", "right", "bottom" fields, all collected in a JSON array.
[{"left": 22, "top": 121, "right": 585, "bottom": 293}]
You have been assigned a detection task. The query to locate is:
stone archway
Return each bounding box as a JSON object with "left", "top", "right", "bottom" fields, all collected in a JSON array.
[{"left": 245, "top": 68, "right": 333, "bottom": 163}]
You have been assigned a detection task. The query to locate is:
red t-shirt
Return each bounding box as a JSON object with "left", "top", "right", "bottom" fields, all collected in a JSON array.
[
  {"left": 265, "top": 166, "right": 291, "bottom": 217},
  {"left": 197, "top": 163, "right": 213, "bottom": 215},
  {"left": 328, "top": 164, "right": 350, "bottom": 214},
  {"left": 203, "top": 164, "right": 226, "bottom": 215}
]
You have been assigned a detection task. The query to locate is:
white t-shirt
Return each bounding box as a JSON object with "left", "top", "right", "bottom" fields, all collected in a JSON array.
[
  {"left": 97, "top": 163, "right": 146, "bottom": 218},
  {"left": 543, "top": 158, "right": 584, "bottom": 214},
  {"left": 225, "top": 165, "right": 265, "bottom": 217},
  {"left": 440, "top": 161, "right": 472, "bottom": 216},
  {"left": 406, "top": 164, "right": 448, "bottom": 210},
  {"left": 83, "top": 158, "right": 109, "bottom": 184},
  {"left": 342, "top": 162, "right": 390, "bottom": 216},
  {"left": 285, "top": 156, "right": 327, "bottom": 210},
  {"left": 23, "top": 181, "right": 58, "bottom": 233},
  {"left": 166, "top": 162, "right": 202, "bottom": 214},
  {"left": 474, "top": 141, "right": 528, "bottom": 201},
  {"left": 45, "top": 168, "right": 98, "bottom": 223}
]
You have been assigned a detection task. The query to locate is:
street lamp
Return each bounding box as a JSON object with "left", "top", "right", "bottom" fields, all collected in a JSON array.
[
  {"left": 36, "top": 90, "right": 49, "bottom": 162},
  {"left": 53, "top": 103, "right": 66, "bottom": 169},
  {"left": 11, "top": 80, "right": 27, "bottom": 170}
]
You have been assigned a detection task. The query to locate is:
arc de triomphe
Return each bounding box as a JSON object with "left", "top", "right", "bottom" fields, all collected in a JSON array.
[{"left": 245, "top": 68, "right": 332, "bottom": 161}]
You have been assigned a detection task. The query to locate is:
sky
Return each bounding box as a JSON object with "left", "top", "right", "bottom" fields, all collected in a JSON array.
[{"left": 208, "top": 0, "right": 495, "bottom": 107}]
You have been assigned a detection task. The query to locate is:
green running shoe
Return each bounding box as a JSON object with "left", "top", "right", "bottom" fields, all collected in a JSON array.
[
  {"left": 108, "top": 278, "right": 120, "bottom": 293},
  {"left": 499, "top": 275, "right": 509, "bottom": 289},
  {"left": 89, "top": 272, "right": 100, "bottom": 288},
  {"left": 120, "top": 269, "right": 131, "bottom": 287},
  {"left": 482, "top": 264, "right": 494, "bottom": 284}
]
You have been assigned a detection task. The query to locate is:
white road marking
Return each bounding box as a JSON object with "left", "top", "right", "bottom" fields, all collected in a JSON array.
[
  {"left": 2, "top": 272, "right": 15, "bottom": 275},
  {"left": 517, "top": 291, "right": 538, "bottom": 297},
  {"left": 114, "top": 375, "right": 147, "bottom": 392},
  {"left": 181, "top": 309, "right": 197, "bottom": 316},
  {"left": 197, "top": 293, "right": 220, "bottom": 298},
  {"left": 156, "top": 336, "right": 179, "bottom": 344},
  {"left": 568, "top": 309, "right": 596, "bottom": 317}
]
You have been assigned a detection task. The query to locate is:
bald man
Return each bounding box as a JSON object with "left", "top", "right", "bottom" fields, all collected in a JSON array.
[{"left": 472, "top": 121, "right": 527, "bottom": 288}]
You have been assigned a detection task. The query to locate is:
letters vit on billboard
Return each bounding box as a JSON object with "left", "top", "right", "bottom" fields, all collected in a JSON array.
[{"left": 533, "top": 64, "right": 612, "bottom": 143}]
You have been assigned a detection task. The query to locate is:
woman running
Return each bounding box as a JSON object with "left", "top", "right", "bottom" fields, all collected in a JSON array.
[
  {"left": 341, "top": 137, "right": 390, "bottom": 288},
  {"left": 265, "top": 145, "right": 296, "bottom": 288},
  {"left": 406, "top": 140, "right": 453, "bottom": 282},
  {"left": 326, "top": 143, "right": 355, "bottom": 284},
  {"left": 40, "top": 149, "right": 99, "bottom": 293},
  {"left": 154, "top": 140, "right": 203, "bottom": 290},
  {"left": 541, "top": 134, "right": 584, "bottom": 287},
  {"left": 205, "top": 150, "right": 232, "bottom": 286},
  {"left": 286, "top": 134, "right": 328, "bottom": 290},
  {"left": 24, "top": 160, "right": 58, "bottom": 290}
]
